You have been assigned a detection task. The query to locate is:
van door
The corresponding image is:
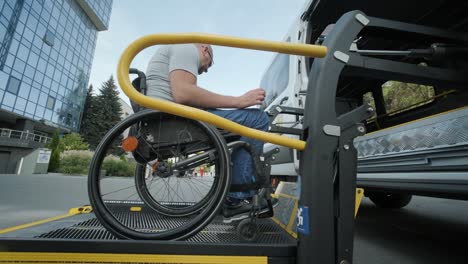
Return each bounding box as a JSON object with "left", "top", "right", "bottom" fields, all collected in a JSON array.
[
  {"left": 261, "top": 36, "right": 299, "bottom": 177},
  {"left": 292, "top": 21, "right": 310, "bottom": 173}
]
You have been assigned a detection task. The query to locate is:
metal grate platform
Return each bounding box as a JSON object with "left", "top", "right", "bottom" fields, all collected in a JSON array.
[{"left": 36, "top": 203, "right": 296, "bottom": 245}]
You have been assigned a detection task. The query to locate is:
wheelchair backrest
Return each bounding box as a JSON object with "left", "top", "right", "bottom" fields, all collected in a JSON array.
[{"left": 130, "top": 68, "right": 147, "bottom": 113}]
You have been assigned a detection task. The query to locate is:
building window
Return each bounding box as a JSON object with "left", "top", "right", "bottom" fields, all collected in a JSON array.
[
  {"left": 43, "top": 29, "right": 55, "bottom": 47},
  {"left": 46, "top": 95, "right": 55, "bottom": 110},
  {"left": 6, "top": 76, "right": 21, "bottom": 95},
  {"left": 65, "top": 113, "right": 72, "bottom": 125}
]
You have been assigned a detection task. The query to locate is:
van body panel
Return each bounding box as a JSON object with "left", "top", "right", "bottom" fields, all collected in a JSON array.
[{"left": 260, "top": 1, "right": 468, "bottom": 199}]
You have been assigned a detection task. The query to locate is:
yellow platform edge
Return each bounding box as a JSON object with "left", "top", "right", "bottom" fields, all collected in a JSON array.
[
  {"left": 0, "top": 252, "right": 267, "bottom": 264},
  {"left": 0, "top": 205, "right": 92, "bottom": 235}
]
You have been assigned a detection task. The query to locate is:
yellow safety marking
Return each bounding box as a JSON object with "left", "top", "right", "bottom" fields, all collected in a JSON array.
[
  {"left": 275, "top": 192, "right": 296, "bottom": 200},
  {"left": 355, "top": 188, "right": 364, "bottom": 217},
  {"left": 0, "top": 205, "right": 92, "bottom": 235},
  {"left": 271, "top": 191, "right": 298, "bottom": 239},
  {"left": 366, "top": 105, "right": 468, "bottom": 136},
  {"left": 0, "top": 252, "right": 267, "bottom": 264},
  {"left": 271, "top": 217, "right": 297, "bottom": 239},
  {"left": 273, "top": 188, "right": 365, "bottom": 238},
  {"left": 117, "top": 33, "right": 327, "bottom": 151},
  {"left": 286, "top": 201, "right": 299, "bottom": 236},
  {"left": 130, "top": 206, "right": 142, "bottom": 212},
  {"left": 68, "top": 205, "right": 93, "bottom": 214}
]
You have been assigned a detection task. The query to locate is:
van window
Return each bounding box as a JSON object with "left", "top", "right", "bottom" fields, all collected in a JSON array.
[
  {"left": 363, "top": 91, "right": 377, "bottom": 120},
  {"left": 382, "top": 81, "right": 435, "bottom": 115},
  {"left": 260, "top": 52, "right": 290, "bottom": 109}
]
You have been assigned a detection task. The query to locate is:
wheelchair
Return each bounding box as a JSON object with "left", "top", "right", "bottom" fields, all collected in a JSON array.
[{"left": 87, "top": 69, "right": 279, "bottom": 241}]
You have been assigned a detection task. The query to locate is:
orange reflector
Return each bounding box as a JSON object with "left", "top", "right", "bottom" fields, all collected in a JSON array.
[
  {"left": 122, "top": 136, "right": 138, "bottom": 152},
  {"left": 152, "top": 161, "right": 159, "bottom": 171}
]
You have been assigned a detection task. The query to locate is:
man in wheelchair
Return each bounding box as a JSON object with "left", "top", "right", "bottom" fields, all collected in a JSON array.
[{"left": 145, "top": 43, "right": 278, "bottom": 223}]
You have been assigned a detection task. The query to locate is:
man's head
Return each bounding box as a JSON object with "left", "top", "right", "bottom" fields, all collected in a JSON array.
[{"left": 196, "top": 44, "right": 214, "bottom": 74}]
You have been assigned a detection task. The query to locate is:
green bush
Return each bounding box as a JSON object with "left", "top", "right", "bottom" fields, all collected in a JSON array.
[
  {"left": 58, "top": 150, "right": 93, "bottom": 175},
  {"left": 48, "top": 147, "right": 61, "bottom": 172},
  {"left": 102, "top": 157, "right": 136, "bottom": 177},
  {"left": 57, "top": 150, "right": 135, "bottom": 176},
  {"left": 47, "top": 131, "right": 61, "bottom": 172},
  {"left": 58, "top": 133, "right": 89, "bottom": 152}
]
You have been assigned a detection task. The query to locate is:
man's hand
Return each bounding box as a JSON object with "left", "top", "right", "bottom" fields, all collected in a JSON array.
[
  {"left": 171, "top": 70, "right": 266, "bottom": 109},
  {"left": 236, "top": 88, "right": 266, "bottom": 109}
]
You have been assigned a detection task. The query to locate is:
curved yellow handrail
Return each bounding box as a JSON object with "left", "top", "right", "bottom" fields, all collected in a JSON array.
[{"left": 117, "top": 33, "right": 328, "bottom": 151}]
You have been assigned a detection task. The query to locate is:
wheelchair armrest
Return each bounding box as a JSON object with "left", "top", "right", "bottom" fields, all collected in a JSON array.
[{"left": 263, "top": 147, "right": 280, "bottom": 159}]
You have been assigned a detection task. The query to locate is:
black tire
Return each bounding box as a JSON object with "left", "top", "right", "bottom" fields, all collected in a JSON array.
[
  {"left": 237, "top": 218, "right": 259, "bottom": 242},
  {"left": 368, "top": 192, "right": 412, "bottom": 209},
  {"left": 88, "top": 110, "right": 231, "bottom": 240}
]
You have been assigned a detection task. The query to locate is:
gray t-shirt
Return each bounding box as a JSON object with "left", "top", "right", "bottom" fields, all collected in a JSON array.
[{"left": 145, "top": 44, "right": 200, "bottom": 101}]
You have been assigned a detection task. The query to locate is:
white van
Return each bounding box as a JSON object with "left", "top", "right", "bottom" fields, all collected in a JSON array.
[
  {"left": 260, "top": 13, "right": 310, "bottom": 181},
  {"left": 261, "top": 1, "right": 468, "bottom": 207}
]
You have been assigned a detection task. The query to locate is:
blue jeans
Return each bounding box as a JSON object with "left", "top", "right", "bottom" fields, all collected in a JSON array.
[{"left": 208, "top": 109, "right": 270, "bottom": 200}]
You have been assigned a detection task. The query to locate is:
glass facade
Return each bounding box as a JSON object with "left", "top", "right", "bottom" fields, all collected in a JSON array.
[
  {"left": 82, "top": 0, "right": 112, "bottom": 29},
  {"left": 0, "top": 0, "right": 112, "bottom": 132}
]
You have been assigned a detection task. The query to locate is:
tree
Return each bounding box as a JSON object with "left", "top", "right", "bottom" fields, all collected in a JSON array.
[
  {"left": 58, "top": 133, "right": 89, "bottom": 152},
  {"left": 47, "top": 130, "right": 61, "bottom": 172},
  {"left": 80, "top": 84, "right": 101, "bottom": 149},
  {"left": 79, "top": 76, "right": 123, "bottom": 151},
  {"left": 95, "top": 76, "right": 123, "bottom": 152},
  {"left": 97, "top": 76, "right": 123, "bottom": 121},
  {"left": 97, "top": 76, "right": 123, "bottom": 154}
]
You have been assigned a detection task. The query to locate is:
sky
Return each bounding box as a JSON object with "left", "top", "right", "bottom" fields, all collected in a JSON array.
[{"left": 88, "top": 0, "right": 310, "bottom": 106}]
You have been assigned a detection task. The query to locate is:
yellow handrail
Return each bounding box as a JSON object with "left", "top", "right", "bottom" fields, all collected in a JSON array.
[{"left": 117, "top": 33, "right": 328, "bottom": 150}]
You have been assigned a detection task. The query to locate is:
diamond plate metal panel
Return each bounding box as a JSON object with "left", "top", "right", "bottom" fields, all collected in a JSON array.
[{"left": 355, "top": 110, "right": 468, "bottom": 158}]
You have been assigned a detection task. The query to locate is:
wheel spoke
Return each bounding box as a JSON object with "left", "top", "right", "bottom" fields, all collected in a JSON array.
[{"left": 88, "top": 111, "right": 229, "bottom": 239}]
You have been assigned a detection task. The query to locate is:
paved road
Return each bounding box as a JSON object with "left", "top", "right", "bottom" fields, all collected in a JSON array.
[
  {"left": 354, "top": 196, "right": 468, "bottom": 264},
  {"left": 1, "top": 173, "right": 468, "bottom": 263},
  {"left": 0, "top": 173, "right": 214, "bottom": 229},
  {"left": 0, "top": 173, "right": 89, "bottom": 229}
]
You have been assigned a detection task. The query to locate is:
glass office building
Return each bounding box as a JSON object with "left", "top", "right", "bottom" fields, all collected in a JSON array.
[
  {"left": 0, "top": 0, "right": 112, "bottom": 132},
  {"left": 0, "top": 0, "right": 112, "bottom": 173}
]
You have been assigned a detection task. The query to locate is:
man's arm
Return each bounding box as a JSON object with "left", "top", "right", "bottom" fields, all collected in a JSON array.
[{"left": 170, "top": 70, "right": 265, "bottom": 109}]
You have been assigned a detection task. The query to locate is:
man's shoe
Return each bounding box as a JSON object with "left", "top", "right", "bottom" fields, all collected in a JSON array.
[{"left": 222, "top": 198, "right": 278, "bottom": 224}]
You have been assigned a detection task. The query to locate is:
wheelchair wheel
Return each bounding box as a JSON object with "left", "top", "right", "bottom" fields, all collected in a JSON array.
[
  {"left": 88, "top": 110, "right": 231, "bottom": 240},
  {"left": 237, "top": 218, "right": 259, "bottom": 242},
  {"left": 135, "top": 162, "right": 216, "bottom": 217},
  {"left": 134, "top": 116, "right": 222, "bottom": 216}
]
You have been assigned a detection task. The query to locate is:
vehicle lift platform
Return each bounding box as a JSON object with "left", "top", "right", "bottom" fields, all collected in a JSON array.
[
  {"left": 1, "top": 10, "right": 467, "bottom": 264},
  {"left": 0, "top": 183, "right": 328, "bottom": 264}
]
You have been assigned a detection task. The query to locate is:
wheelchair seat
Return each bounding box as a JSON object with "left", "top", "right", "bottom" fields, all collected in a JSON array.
[{"left": 130, "top": 73, "right": 241, "bottom": 143}]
